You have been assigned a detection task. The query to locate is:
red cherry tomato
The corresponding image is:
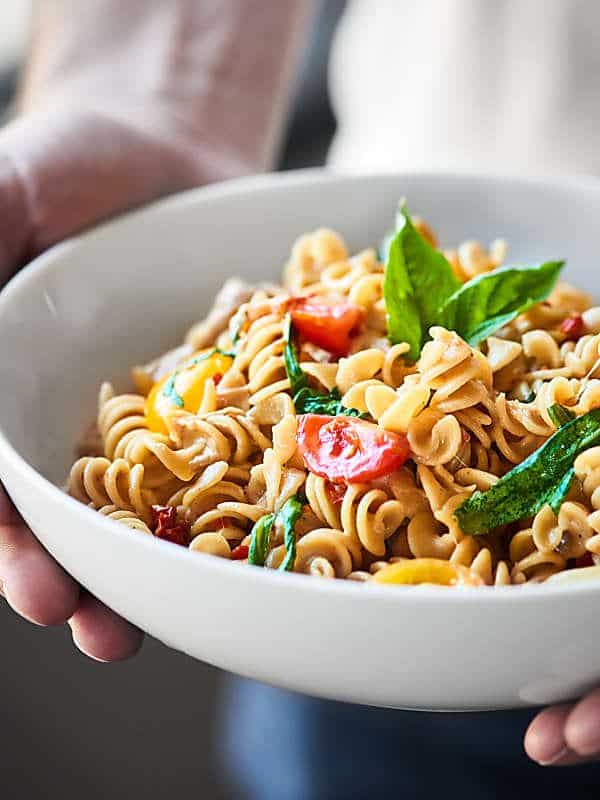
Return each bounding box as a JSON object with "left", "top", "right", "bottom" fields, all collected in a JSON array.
[
  {"left": 296, "top": 414, "right": 411, "bottom": 483},
  {"left": 560, "top": 313, "right": 585, "bottom": 340},
  {"left": 290, "top": 298, "right": 364, "bottom": 356},
  {"left": 230, "top": 544, "right": 249, "bottom": 560}
]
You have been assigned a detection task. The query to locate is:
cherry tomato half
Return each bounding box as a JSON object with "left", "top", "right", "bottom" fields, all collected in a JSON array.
[
  {"left": 296, "top": 414, "right": 411, "bottom": 483},
  {"left": 290, "top": 298, "right": 364, "bottom": 356}
]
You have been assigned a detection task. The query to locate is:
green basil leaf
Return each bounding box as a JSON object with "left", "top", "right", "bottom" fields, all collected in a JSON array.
[
  {"left": 546, "top": 468, "right": 576, "bottom": 514},
  {"left": 293, "top": 386, "right": 365, "bottom": 418},
  {"left": 248, "top": 493, "right": 305, "bottom": 571},
  {"left": 293, "top": 386, "right": 343, "bottom": 415},
  {"left": 439, "top": 261, "right": 564, "bottom": 346},
  {"left": 248, "top": 513, "right": 275, "bottom": 566},
  {"left": 187, "top": 347, "right": 236, "bottom": 365},
  {"left": 384, "top": 206, "right": 461, "bottom": 360},
  {"left": 283, "top": 314, "right": 308, "bottom": 396},
  {"left": 278, "top": 493, "right": 305, "bottom": 572},
  {"left": 162, "top": 373, "right": 185, "bottom": 408},
  {"left": 547, "top": 403, "right": 576, "bottom": 429},
  {"left": 283, "top": 315, "right": 364, "bottom": 417},
  {"left": 455, "top": 409, "right": 600, "bottom": 534}
]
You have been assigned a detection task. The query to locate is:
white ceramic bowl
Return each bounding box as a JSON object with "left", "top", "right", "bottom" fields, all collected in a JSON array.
[{"left": 1, "top": 170, "right": 600, "bottom": 711}]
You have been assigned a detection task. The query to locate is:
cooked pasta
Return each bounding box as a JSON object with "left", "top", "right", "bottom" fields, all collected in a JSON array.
[{"left": 67, "top": 206, "right": 600, "bottom": 587}]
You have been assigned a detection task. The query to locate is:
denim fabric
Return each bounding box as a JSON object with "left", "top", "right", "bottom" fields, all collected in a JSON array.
[{"left": 220, "top": 678, "right": 600, "bottom": 800}]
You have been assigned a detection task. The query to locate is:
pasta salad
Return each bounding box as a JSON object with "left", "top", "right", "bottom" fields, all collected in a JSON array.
[{"left": 67, "top": 207, "right": 600, "bottom": 587}]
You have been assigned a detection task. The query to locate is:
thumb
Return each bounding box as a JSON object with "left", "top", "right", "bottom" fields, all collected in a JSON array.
[{"left": 0, "top": 105, "right": 202, "bottom": 279}]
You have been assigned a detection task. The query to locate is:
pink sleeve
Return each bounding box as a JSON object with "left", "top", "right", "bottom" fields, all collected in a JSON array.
[{"left": 21, "top": 0, "right": 314, "bottom": 175}]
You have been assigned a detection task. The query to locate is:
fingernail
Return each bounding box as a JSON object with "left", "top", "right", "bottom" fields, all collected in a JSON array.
[{"left": 539, "top": 745, "right": 570, "bottom": 766}]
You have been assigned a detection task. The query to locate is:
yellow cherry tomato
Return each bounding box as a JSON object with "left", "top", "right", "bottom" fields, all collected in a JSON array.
[
  {"left": 372, "top": 558, "right": 484, "bottom": 587},
  {"left": 145, "top": 350, "right": 233, "bottom": 434}
]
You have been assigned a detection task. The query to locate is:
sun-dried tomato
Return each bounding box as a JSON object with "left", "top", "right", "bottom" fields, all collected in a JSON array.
[
  {"left": 216, "top": 516, "right": 235, "bottom": 529},
  {"left": 560, "top": 314, "right": 585, "bottom": 340},
  {"left": 230, "top": 544, "right": 249, "bottom": 560},
  {"left": 575, "top": 552, "right": 594, "bottom": 569},
  {"left": 150, "top": 505, "right": 191, "bottom": 547},
  {"left": 150, "top": 505, "right": 176, "bottom": 529},
  {"left": 327, "top": 481, "right": 347, "bottom": 505}
]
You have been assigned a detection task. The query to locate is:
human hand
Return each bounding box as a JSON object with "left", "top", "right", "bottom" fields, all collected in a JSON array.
[
  {"left": 525, "top": 691, "right": 600, "bottom": 765},
  {"left": 0, "top": 0, "right": 309, "bottom": 659}
]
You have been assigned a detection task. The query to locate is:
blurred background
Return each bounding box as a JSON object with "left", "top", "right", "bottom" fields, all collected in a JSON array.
[{"left": 0, "top": 2, "right": 345, "bottom": 798}]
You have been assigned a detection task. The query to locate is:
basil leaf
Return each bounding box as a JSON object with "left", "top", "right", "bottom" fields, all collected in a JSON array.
[
  {"left": 187, "top": 346, "right": 236, "bottom": 365},
  {"left": 248, "top": 513, "right": 275, "bottom": 566},
  {"left": 278, "top": 493, "right": 305, "bottom": 572},
  {"left": 439, "top": 261, "right": 564, "bottom": 346},
  {"left": 547, "top": 403, "right": 576, "bottom": 429},
  {"left": 455, "top": 409, "right": 600, "bottom": 534},
  {"left": 248, "top": 493, "right": 305, "bottom": 571},
  {"left": 546, "top": 468, "right": 576, "bottom": 513},
  {"left": 283, "top": 315, "right": 308, "bottom": 396},
  {"left": 162, "top": 373, "right": 185, "bottom": 408},
  {"left": 384, "top": 207, "right": 461, "bottom": 360},
  {"left": 283, "top": 314, "right": 363, "bottom": 417},
  {"left": 293, "top": 386, "right": 365, "bottom": 417}
]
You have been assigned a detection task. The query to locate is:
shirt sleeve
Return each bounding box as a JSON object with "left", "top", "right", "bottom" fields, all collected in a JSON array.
[{"left": 20, "top": 0, "right": 316, "bottom": 175}]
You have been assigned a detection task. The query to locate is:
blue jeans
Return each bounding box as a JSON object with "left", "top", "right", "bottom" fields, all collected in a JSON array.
[{"left": 220, "top": 678, "right": 600, "bottom": 799}]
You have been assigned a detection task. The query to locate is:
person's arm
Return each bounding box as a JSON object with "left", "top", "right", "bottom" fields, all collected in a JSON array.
[{"left": 0, "top": 0, "right": 313, "bottom": 659}]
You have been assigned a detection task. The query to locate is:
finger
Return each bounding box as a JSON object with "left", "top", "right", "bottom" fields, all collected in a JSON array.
[
  {"left": 526, "top": 702, "right": 600, "bottom": 766},
  {"left": 524, "top": 704, "right": 574, "bottom": 765},
  {"left": 565, "top": 688, "right": 600, "bottom": 758},
  {"left": 68, "top": 594, "right": 143, "bottom": 663},
  {"left": 0, "top": 486, "right": 80, "bottom": 625}
]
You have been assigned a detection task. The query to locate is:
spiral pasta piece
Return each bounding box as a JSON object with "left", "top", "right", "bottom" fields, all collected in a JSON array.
[
  {"left": 509, "top": 529, "right": 567, "bottom": 583},
  {"left": 294, "top": 529, "right": 355, "bottom": 578},
  {"left": 97, "top": 383, "right": 149, "bottom": 459},
  {"left": 305, "top": 471, "right": 420, "bottom": 559},
  {"left": 418, "top": 327, "right": 492, "bottom": 413},
  {"left": 68, "top": 457, "right": 156, "bottom": 521},
  {"left": 97, "top": 505, "right": 153, "bottom": 535}
]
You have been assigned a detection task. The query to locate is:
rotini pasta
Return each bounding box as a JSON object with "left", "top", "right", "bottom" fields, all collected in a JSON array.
[{"left": 67, "top": 209, "right": 600, "bottom": 588}]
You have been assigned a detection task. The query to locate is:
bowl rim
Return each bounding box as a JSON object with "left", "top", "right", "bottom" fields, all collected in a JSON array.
[{"left": 2, "top": 166, "right": 600, "bottom": 605}]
